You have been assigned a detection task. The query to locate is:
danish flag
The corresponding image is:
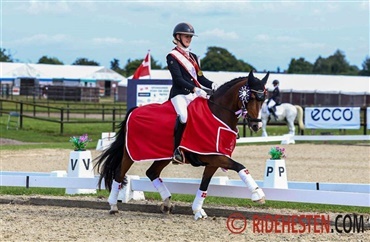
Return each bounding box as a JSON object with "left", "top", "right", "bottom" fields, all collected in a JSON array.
[{"left": 133, "top": 51, "right": 151, "bottom": 79}]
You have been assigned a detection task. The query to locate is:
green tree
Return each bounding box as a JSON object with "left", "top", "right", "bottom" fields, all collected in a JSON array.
[
  {"left": 312, "top": 50, "right": 358, "bottom": 75},
  {"left": 72, "top": 58, "right": 100, "bottom": 66},
  {"left": 287, "top": 57, "right": 313, "bottom": 74},
  {"left": 313, "top": 56, "right": 331, "bottom": 74},
  {"left": 200, "top": 46, "right": 255, "bottom": 72},
  {"left": 38, "top": 55, "right": 64, "bottom": 65},
  {"left": 358, "top": 56, "right": 370, "bottom": 76},
  {"left": 110, "top": 58, "right": 121, "bottom": 71},
  {"left": 0, "top": 48, "right": 14, "bottom": 62}
]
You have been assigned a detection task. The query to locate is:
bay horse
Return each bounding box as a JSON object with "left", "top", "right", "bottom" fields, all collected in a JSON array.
[
  {"left": 95, "top": 71, "right": 269, "bottom": 220},
  {"left": 260, "top": 100, "right": 305, "bottom": 137}
]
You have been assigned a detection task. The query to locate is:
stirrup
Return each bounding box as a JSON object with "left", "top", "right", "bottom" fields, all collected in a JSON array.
[{"left": 172, "top": 148, "right": 185, "bottom": 165}]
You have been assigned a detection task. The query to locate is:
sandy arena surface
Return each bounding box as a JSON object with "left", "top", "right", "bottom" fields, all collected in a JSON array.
[{"left": 1, "top": 140, "right": 369, "bottom": 241}]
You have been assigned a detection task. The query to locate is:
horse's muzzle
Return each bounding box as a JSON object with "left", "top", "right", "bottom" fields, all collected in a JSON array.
[
  {"left": 250, "top": 124, "right": 260, "bottom": 132},
  {"left": 247, "top": 117, "right": 262, "bottom": 132}
]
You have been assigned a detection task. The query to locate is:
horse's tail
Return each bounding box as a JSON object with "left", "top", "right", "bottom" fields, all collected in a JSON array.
[
  {"left": 294, "top": 105, "right": 305, "bottom": 130},
  {"left": 94, "top": 107, "right": 137, "bottom": 191}
]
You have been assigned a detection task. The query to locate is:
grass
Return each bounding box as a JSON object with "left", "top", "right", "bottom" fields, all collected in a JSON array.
[{"left": 0, "top": 114, "right": 114, "bottom": 150}]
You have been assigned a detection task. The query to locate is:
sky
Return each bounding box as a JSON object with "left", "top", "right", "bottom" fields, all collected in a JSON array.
[{"left": 1, "top": 0, "right": 369, "bottom": 73}]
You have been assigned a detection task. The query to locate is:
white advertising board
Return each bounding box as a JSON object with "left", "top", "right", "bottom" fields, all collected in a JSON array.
[
  {"left": 305, "top": 107, "right": 360, "bottom": 129},
  {"left": 136, "top": 84, "right": 171, "bottom": 107}
]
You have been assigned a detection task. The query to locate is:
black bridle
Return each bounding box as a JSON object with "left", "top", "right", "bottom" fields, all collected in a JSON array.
[{"left": 208, "top": 86, "right": 266, "bottom": 124}]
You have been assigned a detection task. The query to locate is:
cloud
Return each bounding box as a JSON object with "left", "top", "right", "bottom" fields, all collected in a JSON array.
[
  {"left": 200, "top": 28, "right": 239, "bottom": 40},
  {"left": 255, "top": 34, "right": 301, "bottom": 43},
  {"left": 276, "top": 36, "right": 301, "bottom": 43},
  {"left": 92, "top": 37, "right": 124, "bottom": 45},
  {"left": 13, "top": 34, "right": 69, "bottom": 45},
  {"left": 298, "top": 42, "right": 326, "bottom": 50},
  {"left": 24, "top": 1, "right": 71, "bottom": 14},
  {"left": 255, "top": 34, "right": 270, "bottom": 42}
]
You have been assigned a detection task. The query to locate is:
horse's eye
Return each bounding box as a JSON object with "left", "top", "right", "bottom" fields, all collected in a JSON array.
[{"left": 253, "top": 92, "right": 265, "bottom": 101}]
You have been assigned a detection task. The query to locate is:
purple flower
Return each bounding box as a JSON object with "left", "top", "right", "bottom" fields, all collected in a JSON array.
[
  {"left": 69, "top": 134, "right": 92, "bottom": 151},
  {"left": 79, "top": 134, "right": 89, "bottom": 143}
]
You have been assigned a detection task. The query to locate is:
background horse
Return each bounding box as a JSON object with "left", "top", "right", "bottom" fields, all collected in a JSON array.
[
  {"left": 95, "top": 71, "right": 269, "bottom": 220},
  {"left": 260, "top": 100, "right": 305, "bottom": 137}
]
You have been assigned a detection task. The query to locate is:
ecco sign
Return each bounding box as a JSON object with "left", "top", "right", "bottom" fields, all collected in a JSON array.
[{"left": 305, "top": 107, "right": 360, "bottom": 129}]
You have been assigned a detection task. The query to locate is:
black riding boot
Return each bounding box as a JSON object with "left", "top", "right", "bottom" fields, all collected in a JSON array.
[
  {"left": 172, "top": 116, "right": 186, "bottom": 164},
  {"left": 269, "top": 107, "right": 278, "bottom": 120}
]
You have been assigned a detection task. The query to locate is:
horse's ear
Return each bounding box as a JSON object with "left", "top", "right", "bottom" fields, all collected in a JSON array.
[
  {"left": 248, "top": 70, "right": 255, "bottom": 84},
  {"left": 261, "top": 71, "right": 269, "bottom": 85}
]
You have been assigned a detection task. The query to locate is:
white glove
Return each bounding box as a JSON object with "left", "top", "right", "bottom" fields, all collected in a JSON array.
[
  {"left": 211, "top": 82, "right": 219, "bottom": 90},
  {"left": 194, "top": 87, "right": 208, "bottom": 99}
]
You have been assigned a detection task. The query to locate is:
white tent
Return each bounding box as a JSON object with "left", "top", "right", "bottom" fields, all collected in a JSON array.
[
  {"left": 0, "top": 62, "right": 126, "bottom": 83},
  {"left": 128, "top": 70, "right": 370, "bottom": 95}
]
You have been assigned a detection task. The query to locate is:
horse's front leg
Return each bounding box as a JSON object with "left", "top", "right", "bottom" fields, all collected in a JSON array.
[
  {"left": 146, "top": 160, "right": 173, "bottom": 214},
  {"left": 218, "top": 156, "right": 266, "bottom": 204},
  {"left": 261, "top": 118, "right": 268, "bottom": 137},
  {"left": 192, "top": 166, "right": 219, "bottom": 220}
]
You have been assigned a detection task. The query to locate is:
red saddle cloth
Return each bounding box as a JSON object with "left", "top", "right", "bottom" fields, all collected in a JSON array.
[
  {"left": 180, "top": 98, "right": 237, "bottom": 157},
  {"left": 126, "top": 98, "right": 237, "bottom": 162}
]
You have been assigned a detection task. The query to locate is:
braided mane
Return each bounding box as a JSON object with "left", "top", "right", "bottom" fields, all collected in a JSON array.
[{"left": 211, "top": 76, "right": 246, "bottom": 98}]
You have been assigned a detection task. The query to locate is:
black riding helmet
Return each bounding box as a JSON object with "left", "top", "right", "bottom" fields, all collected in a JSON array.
[
  {"left": 172, "top": 23, "right": 197, "bottom": 47},
  {"left": 273, "top": 80, "right": 279, "bottom": 85},
  {"left": 173, "top": 22, "right": 197, "bottom": 37}
]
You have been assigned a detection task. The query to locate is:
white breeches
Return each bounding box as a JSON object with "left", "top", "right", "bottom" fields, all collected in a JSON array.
[
  {"left": 171, "top": 93, "right": 197, "bottom": 123},
  {"left": 267, "top": 99, "right": 276, "bottom": 108}
]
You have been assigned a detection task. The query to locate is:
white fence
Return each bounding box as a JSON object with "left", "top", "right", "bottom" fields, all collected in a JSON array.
[
  {"left": 1, "top": 171, "right": 369, "bottom": 207},
  {"left": 236, "top": 135, "right": 370, "bottom": 145}
]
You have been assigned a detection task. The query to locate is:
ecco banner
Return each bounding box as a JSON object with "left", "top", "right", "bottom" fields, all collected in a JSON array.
[
  {"left": 305, "top": 107, "right": 360, "bottom": 129},
  {"left": 367, "top": 107, "right": 370, "bottom": 130}
]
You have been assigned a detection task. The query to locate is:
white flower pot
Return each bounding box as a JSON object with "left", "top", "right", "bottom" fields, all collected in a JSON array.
[
  {"left": 263, "top": 159, "right": 288, "bottom": 189},
  {"left": 66, "top": 150, "right": 96, "bottom": 194}
]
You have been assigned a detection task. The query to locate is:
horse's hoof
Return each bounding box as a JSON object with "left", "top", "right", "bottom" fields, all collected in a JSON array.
[
  {"left": 251, "top": 188, "right": 266, "bottom": 204},
  {"left": 160, "top": 203, "right": 175, "bottom": 214},
  {"left": 193, "top": 209, "right": 208, "bottom": 220},
  {"left": 109, "top": 210, "right": 119, "bottom": 215},
  {"left": 109, "top": 204, "right": 119, "bottom": 214},
  {"left": 254, "top": 197, "right": 266, "bottom": 204}
]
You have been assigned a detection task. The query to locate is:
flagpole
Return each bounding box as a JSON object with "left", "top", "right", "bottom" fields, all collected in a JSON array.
[{"left": 148, "top": 49, "right": 151, "bottom": 79}]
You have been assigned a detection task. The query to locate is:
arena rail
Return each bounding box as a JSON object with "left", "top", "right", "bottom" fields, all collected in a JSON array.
[
  {"left": 236, "top": 134, "right": 370, "bottom": 144},
  {"left": 1, "top": 172, "right": 369, "bottom": 207}
]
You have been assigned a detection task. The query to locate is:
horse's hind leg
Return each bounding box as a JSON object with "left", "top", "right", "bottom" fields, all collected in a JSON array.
[
  {"left": 108, "top": 151, "right": 134, "bottom": 214},
  {"left": 145, "top": 160, "right": 173, "bottom": 214},
  {"left": 287, "top": 117, "right": 296, "bottom": 135}
]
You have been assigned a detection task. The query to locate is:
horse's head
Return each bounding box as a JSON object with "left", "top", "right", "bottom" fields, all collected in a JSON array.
[
  {"left": 245, "top": 71, "right": 269, "bottom": 132},
  {"left": 208, "top": 71, "right": 269, "bottom": 132}
]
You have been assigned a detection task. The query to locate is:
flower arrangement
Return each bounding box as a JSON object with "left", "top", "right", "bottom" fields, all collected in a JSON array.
[
  {"left": 69, "top": 134, "right": 91, "bottom": 151},
  {"left": 268, "top": 146, "right": 286, "bottom": 160}
]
